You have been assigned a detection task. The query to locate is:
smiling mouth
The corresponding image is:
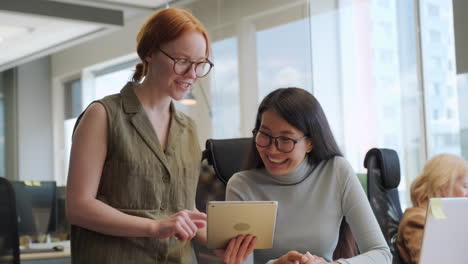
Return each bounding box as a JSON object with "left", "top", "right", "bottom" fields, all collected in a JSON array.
[
  {"left": 176, "top": 81, "right": 192, "bottom": 90},
  {"left": 267, "top": 155, "right": 287, "bottom": 165}
]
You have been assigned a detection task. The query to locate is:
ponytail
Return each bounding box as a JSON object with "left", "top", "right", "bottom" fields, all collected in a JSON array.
[{"left": 132, "top": 62, "right": 146, "bottom": 83}]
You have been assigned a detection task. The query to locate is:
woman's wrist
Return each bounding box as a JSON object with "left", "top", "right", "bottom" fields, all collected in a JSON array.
[
  {"left": 147, "top": 219, "right": 160, "bottom": 237},
  {"left": 192, "top": 228, "right": 207, "bottom": 245}
]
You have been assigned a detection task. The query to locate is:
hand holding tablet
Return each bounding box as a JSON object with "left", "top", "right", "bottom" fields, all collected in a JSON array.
[{"left": 207, "top": 201, "right": 278, "bottom": 249}]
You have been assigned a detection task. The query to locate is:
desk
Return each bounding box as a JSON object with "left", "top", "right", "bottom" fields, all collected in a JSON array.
[{"left": 21, "top": 248, "right": 71, "bottom": 264}]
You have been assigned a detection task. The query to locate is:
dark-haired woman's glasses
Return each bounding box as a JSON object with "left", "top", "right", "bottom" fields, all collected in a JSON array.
[
  {"left": 159, "top": 48, "right": 214, "bottom": 78},
  {"left": 252, "top": 130, "right": 307, "bottom": 153}
]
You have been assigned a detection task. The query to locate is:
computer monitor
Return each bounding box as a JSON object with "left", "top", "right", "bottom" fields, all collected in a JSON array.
[
  {"left": 10, "top": 181, "right": 57, "bottom": 236},
  {"left": 419, "top": 197, "right": 468, "bottom": 264}
]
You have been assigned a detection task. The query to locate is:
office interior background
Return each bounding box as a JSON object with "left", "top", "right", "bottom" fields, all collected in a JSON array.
[{"left": 1, "top": 0, "right": 468, "bottom": 210}]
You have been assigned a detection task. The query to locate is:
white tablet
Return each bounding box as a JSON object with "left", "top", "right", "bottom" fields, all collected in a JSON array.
[{"left": 207, "top": 201, "right": 278, "bottom": 249}]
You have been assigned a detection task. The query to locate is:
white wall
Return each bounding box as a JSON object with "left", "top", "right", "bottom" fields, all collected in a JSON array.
[
  {"left": 51, "top": 10, "right": 153, "bottom": 78},
  {"left": 17, "top": 56, "right": 54, "bottom": 181}
]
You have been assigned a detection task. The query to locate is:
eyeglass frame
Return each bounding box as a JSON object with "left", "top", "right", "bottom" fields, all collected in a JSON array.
[
  {"left": 252, "top": 129, "right": 308, "bottom": 153},
  {"left": 158, "top": 48, "right": 214, "bottom": 77}
]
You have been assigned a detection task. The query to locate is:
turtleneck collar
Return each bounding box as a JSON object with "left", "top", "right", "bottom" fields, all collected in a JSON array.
[{"left": 264, "top": 158, "right": 316, "bottom": 185}]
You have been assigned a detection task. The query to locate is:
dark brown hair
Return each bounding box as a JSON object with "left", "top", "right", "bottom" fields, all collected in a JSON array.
[
  {"left": 244, "top": 87, "right": 358, "bottom": 259},
  {"left": 132, "top": 8, "right": 211, "bottom": 83}
]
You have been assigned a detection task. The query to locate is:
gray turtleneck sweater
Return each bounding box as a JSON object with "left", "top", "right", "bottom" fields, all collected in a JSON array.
[{"left": 226, "top": 156, "right": 391, "bottom": 264}]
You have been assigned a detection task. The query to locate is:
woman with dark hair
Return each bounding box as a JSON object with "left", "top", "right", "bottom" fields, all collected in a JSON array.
[{"left": 225, "top": 88, "right": 391, "bottom": 264}]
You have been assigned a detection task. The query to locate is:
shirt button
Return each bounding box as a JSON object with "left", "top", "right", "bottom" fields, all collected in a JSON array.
[{"left": 162, "top": 175, "right": 170, "bottom": 183}]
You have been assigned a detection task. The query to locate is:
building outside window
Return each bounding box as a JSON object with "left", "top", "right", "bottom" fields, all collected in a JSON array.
[
  {"left": 420, "top": 0, "right": 461, "bottom": 157},
  {"left": 211, "top": 37, "right": 240, "bottom": 139}
]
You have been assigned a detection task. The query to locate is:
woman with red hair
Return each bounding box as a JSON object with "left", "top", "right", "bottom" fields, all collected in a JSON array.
[{"left": 66, "top": 8, "right": 250, "bottom": 263}]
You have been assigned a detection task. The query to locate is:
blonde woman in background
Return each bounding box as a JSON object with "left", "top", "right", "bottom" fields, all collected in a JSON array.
[{"left": 396, "top": 154, "right": 468, "bottom": 264}]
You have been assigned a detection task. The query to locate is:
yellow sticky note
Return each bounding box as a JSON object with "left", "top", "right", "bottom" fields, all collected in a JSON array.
[
  {"left": 24, "top": 181, "right": 32, "bottom": 186},
  {"left": 430, "top": 198, "right": 447, "bottom": 219},
  {"left": 32, "top": 181, "right": 41, "bottom": 186}
]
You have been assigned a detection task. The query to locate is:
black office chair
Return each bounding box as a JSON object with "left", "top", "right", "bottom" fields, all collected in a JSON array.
[
  {"left": 0, "top": 177, "right": 20, "bottom": 264},
  {"left": 364, "top": 148, "right": 403, "bottom": 264},
  {"left": 202, "top": 138, "right": 252, "bottom": 184}
]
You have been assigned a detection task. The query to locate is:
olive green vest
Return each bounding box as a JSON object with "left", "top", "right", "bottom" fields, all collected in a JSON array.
[{"left": 71, "top": 82, "right": 201, "bottom": 264}]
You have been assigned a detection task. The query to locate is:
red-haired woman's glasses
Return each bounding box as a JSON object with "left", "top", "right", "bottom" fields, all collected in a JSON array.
[
  {"left": 159, "top": 48, "right": 214, "bottom": 78},
  {"left": 252, "top": 130, "right": 307, "bottom": 153}
]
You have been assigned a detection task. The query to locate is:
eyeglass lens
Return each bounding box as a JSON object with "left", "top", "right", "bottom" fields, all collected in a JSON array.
[
  {"left": 254, "top": 131, "right": 295, "bottom": 153},
  {"left": 174, "top": 60, "right": 212, "bottom": 77}
]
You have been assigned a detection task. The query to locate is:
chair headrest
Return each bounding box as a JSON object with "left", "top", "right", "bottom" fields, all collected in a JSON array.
[
  {"left": 202, "top": 138, "right": 252, "bottom": 184},
  {"left": 364, "top": 148, "right": 401, "bottom": 189}
]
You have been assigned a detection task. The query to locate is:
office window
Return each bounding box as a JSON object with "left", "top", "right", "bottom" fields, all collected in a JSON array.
[
  {"left": 433, "top": 109, "right": 439, "bottom": 120},
  {"left": 64, "top": 79, "right": 82, "bottom": 120},
  {"left": 447, "top": 85, "right": 453, "bottom": 97},
  {"left": 379, "top": 49, "right": 394, "bottom": 64},
  {"left": 427, "top": 3, "right": 439, "bottom": 17},
  {"left": 378, "top": 21, "right": 393, "bottom": 36},
  {"left": 212, "top": 37, "right": 240, "bottom": 139},
  {"left": 256, "top": 18, "right": 312, "bottom": 101},
  {"left": 429, "top": 30, "right": 441, "bottom": 43},
  {"left": 377, "top": 0, "right": 390, "bottom": 9},
  {"left": 447, "top": 108, "right": 453, "bottom": 119},
  {"left": 318, "top": 0, "right": 422, "bottom": 208},
  {"left": 448, "top": 60, "right": 453, "bottom": 71},
  {"left": 93, "top": 64, "right": 134, "bottom": 100},
  {"left": 420, "top": 0, "right": 461, "bottom": 157},
  {"left": 431, "top": 57, "right": 442, "bottom": 68},
  {"left": 433, "top": 83, "right": 440, "bottom": 96}
]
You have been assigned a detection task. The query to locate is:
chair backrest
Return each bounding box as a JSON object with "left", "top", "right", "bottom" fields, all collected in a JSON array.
[
  {"left": 0, "top": 177, "right": 20, "bottom": 264},
  {"left": 202, "top": 138, "right": 252, "bottom": 184},
  {"left": 196, "top": 138, "right": 252, "bottom": 213},
  {"left": 364, "top": 148, "right": 403, "bottom": 264}
]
